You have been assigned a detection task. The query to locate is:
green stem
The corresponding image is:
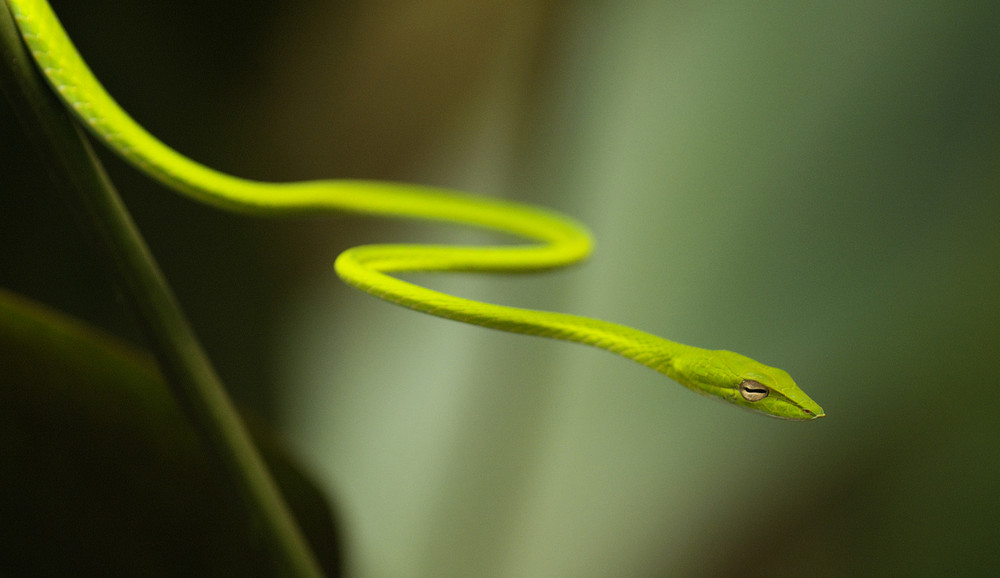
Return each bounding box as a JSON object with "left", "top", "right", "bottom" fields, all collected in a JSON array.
[{"left": 0, "top": 4, "right": 323, "bottom": 576}]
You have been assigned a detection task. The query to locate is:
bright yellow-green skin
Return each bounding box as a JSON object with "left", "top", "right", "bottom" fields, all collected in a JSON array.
[{"left": 9, "top": 0, "right": 824, "bottom": 420}]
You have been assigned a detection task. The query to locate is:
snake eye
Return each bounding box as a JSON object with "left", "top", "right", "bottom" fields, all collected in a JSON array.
[{"left": 739, "top": 380, "right": 769, "bottom": 402}]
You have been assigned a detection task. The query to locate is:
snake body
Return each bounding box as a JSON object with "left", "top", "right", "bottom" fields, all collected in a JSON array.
[{"left": 8, "top": 0, "right": 823, "bottom": 420}]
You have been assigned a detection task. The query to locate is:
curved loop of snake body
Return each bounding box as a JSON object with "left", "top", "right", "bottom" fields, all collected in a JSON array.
[{"left": 9, "top": 0, "right": 823, "bottom": 420}]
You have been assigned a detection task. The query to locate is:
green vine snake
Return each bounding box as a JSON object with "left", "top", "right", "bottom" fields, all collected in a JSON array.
[{"left": 8, "top": 0, "right": 823, "bottom": 420}]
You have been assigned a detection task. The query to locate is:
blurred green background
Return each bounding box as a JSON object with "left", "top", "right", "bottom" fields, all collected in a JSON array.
[{"left": 2, "top": 0, "right": 999, "bottom": 575}]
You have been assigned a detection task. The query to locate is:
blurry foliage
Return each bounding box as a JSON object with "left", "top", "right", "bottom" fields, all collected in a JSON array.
[{"left": 0, "top": 289, "right": 342, "bottom": 575}]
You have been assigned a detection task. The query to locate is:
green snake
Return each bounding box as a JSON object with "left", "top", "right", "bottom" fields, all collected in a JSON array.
[{"left": 7, "top": 0, "right": 823, "bottom": 420}]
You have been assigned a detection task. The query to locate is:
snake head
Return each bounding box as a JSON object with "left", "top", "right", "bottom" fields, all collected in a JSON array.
[{"left": 671, "top": 349, "right": 825, "bottom": 420}]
